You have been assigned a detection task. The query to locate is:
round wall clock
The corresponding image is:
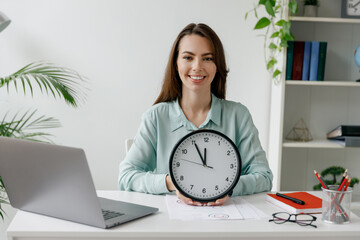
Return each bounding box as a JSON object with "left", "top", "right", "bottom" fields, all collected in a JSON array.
[
  {"left": 341, "top": 0, "right": 360, "bottom": 18},
  {"left": 169, "top": 129, "right": 241, "bottom": 202}
]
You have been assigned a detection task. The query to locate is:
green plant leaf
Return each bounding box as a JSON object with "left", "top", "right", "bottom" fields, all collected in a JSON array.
[
  {"left": 289, "top": 0, "right": 299, "bottom": 14},
  {"left": 254, "top": 17, "right": 271, "bottom": 29},
  {"left": 0, "top": 62, "right": 87, "bottom": 107},
  {"left": 270, "top": 31, "right": 279, "bottom": 38},
  {"left": 0, "top": 110, "right": 61, "bottom": 142},
  {"left": 264, "top": 0, "right": 275, "bottom": 17},
  {"left": 269, "top": 43, "right": 277, "bottom": 50},
  {"left": 273, "top": 69, "right": 281, "bottom": 78},
  {"left": 275, "top": 19, "right": 286, "bottom": 27},
  {"left": 267, "top": 58, "right": 277, "bottom": 70}
]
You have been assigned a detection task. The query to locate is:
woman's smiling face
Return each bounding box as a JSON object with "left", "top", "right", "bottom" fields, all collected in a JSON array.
[{"left": 176, "top": 34, "right": 217, "bottom": 94}]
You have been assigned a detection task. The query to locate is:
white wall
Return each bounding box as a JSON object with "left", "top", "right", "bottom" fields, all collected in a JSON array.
[{"left": 0, "top": 0, "right": 270, "bottom": 191}]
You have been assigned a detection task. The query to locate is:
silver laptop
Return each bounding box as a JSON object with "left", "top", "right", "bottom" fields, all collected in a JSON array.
[{"left": 0, "top": 137, "right": 158, "bottom": 229}]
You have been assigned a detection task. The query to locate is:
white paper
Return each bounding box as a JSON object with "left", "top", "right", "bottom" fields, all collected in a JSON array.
[
  {"left": 165, "top": 195, "right": 244, "bottom": 220},
  {"left": 233, "top": 197, "right": 268, "bottom": 219}
]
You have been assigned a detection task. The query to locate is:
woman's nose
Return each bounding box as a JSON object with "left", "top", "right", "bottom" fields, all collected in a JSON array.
[{"left": 192, "top": 58, "right": 202, "bottom": 71}]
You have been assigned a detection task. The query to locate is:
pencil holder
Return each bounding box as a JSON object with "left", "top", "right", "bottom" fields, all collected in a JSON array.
[{"left": 322, "top": 185, "right": 352, "bottom": 224}]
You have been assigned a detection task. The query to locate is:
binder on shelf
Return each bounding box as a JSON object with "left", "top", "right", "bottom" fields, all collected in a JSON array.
[
  {"left": 302, "top": 41, "right": 311, "bottom": 81},
  {"left": 309, "top": 41, "right": 320, "bottom": 81},
  {"left": 266, "top": 192, "right": 322, "bottom": 214},
  {"left": 317, "top": 42, "right": 328, "bottom": 81},
  {"left": 326, "top": 125, "right": 360, "bottom": 139},
  {"left": 292, "top": 41, "right": 305, "bottom": 80},
  {"left": 286, "top": 41, "right": 295, "bottom": 80}
]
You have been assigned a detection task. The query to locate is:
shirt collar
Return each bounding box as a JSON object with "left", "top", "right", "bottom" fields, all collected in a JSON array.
[{"left": 169, "top": 93, "right": 221, "bottom": 132}]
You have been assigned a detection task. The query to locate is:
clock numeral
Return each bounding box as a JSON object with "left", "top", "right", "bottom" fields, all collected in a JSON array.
[
  {"left": 230, "top": 164, "right": 234, "bottom": 169},
  {"left": 190, "top": 184, "right": 194, "bottom": 190},
  {"left": 202, "top": 188, "right": 206, "bottom": 193},
  {"left": 204, "top": 137, "right": 209, "bottom": 143},
  {"left": 227, "top": 150, "right": 231, "bottom": 156},
  {"left": 192, "top": 140, "right": 196, "bottom": 145},
  {"left": 182, "top": 149, "right": 187, "bottom": 154},
  {"left": 215, "top": 185, "right": 219, "bottom": 191},
  {"left": 176, "top": 162, "right": 180, "bottom": 167},
  {"left": 218, "top": 141, "right": 221, "bottom": 146},
  {"left": 225, "top": 177, "right": 229, "bottom": 182},
  {"left": 180, "top": 176, "right": 184, "bottom": 181}
]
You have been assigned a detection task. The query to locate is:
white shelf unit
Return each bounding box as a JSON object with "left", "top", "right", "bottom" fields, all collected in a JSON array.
[{"left": 268, "top": 0, "right": 360, "bottom": 195}]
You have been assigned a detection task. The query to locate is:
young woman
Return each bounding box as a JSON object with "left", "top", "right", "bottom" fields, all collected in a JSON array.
[{"left": 118, "top": 23, "right": 273, "bottom": 206}]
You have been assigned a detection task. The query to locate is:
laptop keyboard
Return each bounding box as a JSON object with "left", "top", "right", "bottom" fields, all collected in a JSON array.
[{"left": 102, "top": 209, "right": 124, "bottom": 220}]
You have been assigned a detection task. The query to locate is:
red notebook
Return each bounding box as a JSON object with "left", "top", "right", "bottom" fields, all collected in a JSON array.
[{"left": 266, "top": 192, "right": 322, "bottom": 214}]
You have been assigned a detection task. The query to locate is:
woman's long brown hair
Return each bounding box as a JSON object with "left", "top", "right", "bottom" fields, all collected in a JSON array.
[{"left": 154, "top": 23, "right": 228, "bottom": 105}]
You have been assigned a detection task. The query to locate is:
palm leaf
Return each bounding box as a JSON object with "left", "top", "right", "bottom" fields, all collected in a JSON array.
[
  {"left": 0, "top": 109, "right": 61, "bottom": 142},
  {"left": 0, "top": 62, "right": 87, "bottom": 107},
  {"left": 0, "top": 176, "right": 8, "bottom": 220}
]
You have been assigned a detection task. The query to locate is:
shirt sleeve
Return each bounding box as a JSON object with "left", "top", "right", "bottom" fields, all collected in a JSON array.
[
  {"left": 231, "top": 107, "right": 273, "bottom": 196},
  {"left": 118, "top": 110, "right": 170, "bottom": 194}
]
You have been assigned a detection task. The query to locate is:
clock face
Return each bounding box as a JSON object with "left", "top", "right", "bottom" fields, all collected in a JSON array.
[
  {"left": 347, "top": 0, "right": 360, "bottom": 16},
  {"left": 169, "top": 129, "right": 241, "bottom": 202}
]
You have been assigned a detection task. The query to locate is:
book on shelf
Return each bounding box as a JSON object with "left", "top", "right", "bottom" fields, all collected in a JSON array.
[
  {"left": 302, "top": 41, "right": 311, "bottom": 81},
  {"left": 331, "top": 136, "right": 360, "bottom": 147},
  {"left": 266, "top": 192, "right": 322, "bottom": 214},
  {"left": 332, "top": 136, "right": 360, "bottom": 147},
  {"left": 317, "top": 42, "right": 328, "bottom": 81},
  {"left": 285, "top": 41, "right": 327, "bottom": 81},
  {"left": 286, "top": 41, "right": 295, "bottom": 80},
  {"left": 292, "top": 41, "right": 305, "bottom": 80},
  {"left": 326, "top": 125, "right": 360, "bottom": 139},
  {"left": 309, "top": 41, "right": 320, "bottom": 81}
]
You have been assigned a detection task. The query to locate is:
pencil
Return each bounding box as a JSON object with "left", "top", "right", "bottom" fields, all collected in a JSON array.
[
  {"left": 318, "top": 173, "right": 329, "bottom": 189},
  {"left": 339, "top": 178, "right": 351, "bottom": 204},
  {"left": 339, "top": 169, "right": 348, "bottom": 187},
  {"left": 314, "top": 170, "right": 327, "bottom": 189},
  {"left": 337, "top": 175, "right": 349, "bottom": 191}
]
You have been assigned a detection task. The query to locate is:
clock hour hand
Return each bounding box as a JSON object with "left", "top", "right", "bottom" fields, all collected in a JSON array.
[{"left": 194, "top": 143, "right": 206, "bottom": 166}]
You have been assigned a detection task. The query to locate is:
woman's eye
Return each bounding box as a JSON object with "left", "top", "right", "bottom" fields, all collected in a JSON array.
[
  {"left": 204, "top": 57, "right": 213, "bottom": 61},
  {"left": 183, "top": 56, "right": 192, "bottom": 60}
]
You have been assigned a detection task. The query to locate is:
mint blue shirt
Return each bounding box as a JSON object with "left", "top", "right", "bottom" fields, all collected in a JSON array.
[{"left": 118, "top": 94, "right": 273, "bottom": 196}]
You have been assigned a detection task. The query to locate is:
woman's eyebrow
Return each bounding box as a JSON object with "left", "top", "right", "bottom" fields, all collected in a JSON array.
[{"left": 181, "top": 51, "right": 214, "bottom": 56}]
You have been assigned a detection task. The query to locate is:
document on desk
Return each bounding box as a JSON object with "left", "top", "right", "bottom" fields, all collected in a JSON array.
[
  {"left": 232, "top": 197, "right": 268, "bottom": 219},
  {"left": 166, "top": 195, "right": 243, "bottom": 220},
  {"left": 166, "top": 195, "right": 267, "bottom": 220}
]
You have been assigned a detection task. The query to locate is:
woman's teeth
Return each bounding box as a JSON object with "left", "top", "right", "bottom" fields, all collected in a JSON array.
[{"left": 190, "top": 76, "right": 205, "bottom": 80}]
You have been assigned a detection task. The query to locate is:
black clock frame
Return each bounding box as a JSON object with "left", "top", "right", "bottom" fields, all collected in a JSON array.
[
  {"left": 169, "top": 129, "right": 242, "bottom": 202},
  {"left": 341, "top": 0, "right": 360, "bottom": 19}
]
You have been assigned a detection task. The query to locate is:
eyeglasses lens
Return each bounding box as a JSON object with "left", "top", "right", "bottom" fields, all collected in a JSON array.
[
  {"left": 295, "top": 214, "right": 314, "bottom": 226},
  {"left": 273, "top": 212, "right": 289, "bottom": 223}
]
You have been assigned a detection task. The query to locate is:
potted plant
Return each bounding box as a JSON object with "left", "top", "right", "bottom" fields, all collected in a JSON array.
[
  {"left": 313, "top": 166, "right": 359, "bottom": 190},
  {"left": 245, "top": 0, "right": 298, "bottom": 84},
  {"left": 304, "top": 0, "right": 318, "bottom": 17},
  {"left": 0, "top": 62, "right": 87, "bottom": 220}
]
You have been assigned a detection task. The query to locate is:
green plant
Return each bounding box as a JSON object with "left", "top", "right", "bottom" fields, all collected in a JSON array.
[
  {"left": 245, "top": 0, "right": 298, "bottom": 84},
  {"left": 304, "top": 0, "right": 318, "bottom": 6},
  {"left": 313, "top": 166, "right": 360, "bottom": 190},
  {"left": 0, "top": 62, "right": 86, "bottom": 220}
]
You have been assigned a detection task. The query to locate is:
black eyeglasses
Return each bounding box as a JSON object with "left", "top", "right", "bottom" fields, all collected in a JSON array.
[{"left": 269, "top": 212, "right": 317, "bottom": 228}]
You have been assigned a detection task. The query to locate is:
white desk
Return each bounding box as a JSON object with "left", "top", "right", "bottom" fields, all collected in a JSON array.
[{"left": 6, "top": 191, "right": 360, "bottom": 240}]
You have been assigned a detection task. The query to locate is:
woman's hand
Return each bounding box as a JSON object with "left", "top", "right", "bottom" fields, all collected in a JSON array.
[{"left": 166, "top": 175, "right": 229, "bottom": 206}]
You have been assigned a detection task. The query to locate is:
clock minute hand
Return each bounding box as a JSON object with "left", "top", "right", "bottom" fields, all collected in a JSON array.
[
  {"left": 204, "top": 148, "right": 207, "bottom": 165},
  {"left": 353, "top": 1, "right": 360, "bottom": 8},
  {"left": 194, "top": 143, "right": 206, "bottom": 165}
]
